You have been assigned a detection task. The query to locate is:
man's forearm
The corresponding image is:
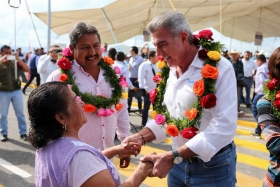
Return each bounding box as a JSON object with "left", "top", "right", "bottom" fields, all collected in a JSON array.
[
  {"left": 177, "top": 144, "right": 197, "bottom": 159},
  {"left": 137, "top": 128, "right": 156, "bottom": 144}
]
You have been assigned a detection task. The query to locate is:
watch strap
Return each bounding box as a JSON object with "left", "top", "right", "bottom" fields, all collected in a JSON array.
[{"left": 172, "top": 149, "right": 180, "bottom": 158}]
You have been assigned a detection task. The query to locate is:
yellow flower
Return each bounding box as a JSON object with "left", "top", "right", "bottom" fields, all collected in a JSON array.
[
  {"left": 207, "top": 51, "right": 220, "bottom": 61},
  {"left": 121, "top": 92, "right": 128, "bottom": 99},
  {"left": 151, "top": 111, "right": 158, "bottom": 119},
  {"left": 156, "top": 72, "right": 161, "bottom": 76},
  {"left": 157, "top": 60, "right": 165, "bottom": 69}
]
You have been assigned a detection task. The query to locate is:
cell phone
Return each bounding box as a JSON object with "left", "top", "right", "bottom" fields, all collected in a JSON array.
[{"left": 7, "top": 55, "right": 16, "bottom": 60}]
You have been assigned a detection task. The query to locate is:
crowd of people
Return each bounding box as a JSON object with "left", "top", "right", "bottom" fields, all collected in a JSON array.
[{"left": 0, "top": 10, "right": 280, "bottom": 187}]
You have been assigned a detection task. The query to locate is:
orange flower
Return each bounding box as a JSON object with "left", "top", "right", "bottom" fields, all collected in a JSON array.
[
  {"left": 115, "top": 103, "right": 122, "bottom": 111},
  {"left": 83, "top": 104, "right": 96, "bottom": 113},
  {"left": 201, "top": 64, "right": 218, "bottom": 79},
  {"left": 104, "top": 56, "right": 114, "bottom": 65},
  {"left": 184, "top": 108, "right": 198, "bottom": 121},
  {"left": 166, "top": 124, "right": 179, "bottom": 137},
  {"left": 59, "top": 74, "right": 68, "bottom": 82},
  {"left": 193, "top": 80, "right": 204, "bottom": 96}
]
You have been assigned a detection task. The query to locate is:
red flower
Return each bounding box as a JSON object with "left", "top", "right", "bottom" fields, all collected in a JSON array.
[
  {"left": 181, "top": 127, "right": 198, "bottom": 139},
  {"left": 198, "top": 49, "right": 208, "bottom": 59},
  {"left": 197, "top": 29, "right": 213, "bottom": 41},
  {"left": 158, "top": 56, "right": 164, "bottom": 61},
  {"left": 62, "top": 48, "right": 74, "bottom": 59},
  {"left": 200, "top": 94, "right": 217, "bottom": 109},
  {"left": 267, "top": 78, "right": 279, "bottom": 90},
  {"left": 193, "top": 34, "right": 199, "bottom": 46},
  {"left": 149, "top": 89, "right": 157, "bottom": 104},
  {"left": 274, "top": 99, "right": 280, "bottom": 110},
  {"left": 57, "top": 58, "right": 72, "bottom": 70},
  {"left": 153, "top": 74, "right": 162, "bottom": 83},
  {"left": 59, "top": 74, "right": 68, "bottom": 82},
  {"left": 276, "top": 91, "right": 280, "bottom": 100}
]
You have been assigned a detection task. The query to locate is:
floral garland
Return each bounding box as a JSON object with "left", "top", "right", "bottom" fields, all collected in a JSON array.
[
  {"left": 57, "top": 48, "right": 128, "bottom": 117},
  {"left": 149, "top": 30, "right": 223, "bottom": 139},
  {"left": 263, "top": 77, "right": 280, "bottom": 120}
]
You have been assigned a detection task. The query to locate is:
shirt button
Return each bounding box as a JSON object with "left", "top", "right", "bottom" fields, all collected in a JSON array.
[
  {"left": 102, "top": 137, "right": 104, "bottom": 139},
  {"left": 102, "top": 124, "right": 104, "bottom": 126}
]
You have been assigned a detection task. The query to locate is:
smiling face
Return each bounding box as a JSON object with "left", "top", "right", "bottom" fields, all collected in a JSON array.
[
  {"left": 151, "top": 27, "right": 189, "bottom": 68},
  {"left": 70, "top": 33, "right": 102, "bottom": 69}
]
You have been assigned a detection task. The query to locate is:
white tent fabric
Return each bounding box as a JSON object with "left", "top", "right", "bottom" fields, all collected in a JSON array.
[{"left": 34, "top": 0, "right": 280, "bottom": 44}]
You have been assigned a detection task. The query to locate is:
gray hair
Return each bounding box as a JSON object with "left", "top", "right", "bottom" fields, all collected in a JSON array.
[
  {"left": 146, "top": 11, "right": 193, "bottom": 44},
  {"left": 69, "top": 22, "right": 101, "bottom": 47}
]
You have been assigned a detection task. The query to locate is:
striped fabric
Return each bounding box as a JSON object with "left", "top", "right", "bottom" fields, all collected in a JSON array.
[{"left": 258, "top": 97, "right": 280, "bottom": 187}]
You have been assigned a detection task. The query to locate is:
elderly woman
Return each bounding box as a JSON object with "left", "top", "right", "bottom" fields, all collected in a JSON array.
[
  {"left": 257, "top": 47, "right": 280, "bottom": 187},
  {"left": 28, "top": 82, "right": 152, "bottom": 187}
]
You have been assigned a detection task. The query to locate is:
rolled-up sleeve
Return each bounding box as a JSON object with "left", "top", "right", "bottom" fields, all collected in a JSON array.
[
  {"left": 116, "top": 98, "right": 131, "bottom": 141},
  {"left": 145, "top": 120, "right": 167, "bottom": 144},
  {"left": 186, "top": 65, "right": 237, "bottom": 162}
]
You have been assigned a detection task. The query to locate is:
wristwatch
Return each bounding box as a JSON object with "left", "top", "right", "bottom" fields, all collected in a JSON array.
[{"left": 172, "top": 149, "right": 183, "bottom": 164}]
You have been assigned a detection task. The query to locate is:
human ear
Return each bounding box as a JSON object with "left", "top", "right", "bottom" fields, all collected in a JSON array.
[{"left": 55, "top": 113, "right": 66, "bottom": 127}]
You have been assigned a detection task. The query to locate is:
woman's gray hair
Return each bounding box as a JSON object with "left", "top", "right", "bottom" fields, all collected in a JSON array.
[
  {"left": 146, "top": 11, "right": 193, "bottom": 44},
  {"left": 69, "top": 22, "right": 101, "bottom": 47}
]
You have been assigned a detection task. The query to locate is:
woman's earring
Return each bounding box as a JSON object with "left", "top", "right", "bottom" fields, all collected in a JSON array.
[{"left": 64, "top": 124, "right": 67, "bottom": 131}]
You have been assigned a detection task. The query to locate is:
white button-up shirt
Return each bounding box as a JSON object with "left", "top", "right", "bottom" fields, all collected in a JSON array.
[
  {"left": 47, "top": 60, "right": 131, "bottom": 150},
  {"left": 242, "top": 59, "right": 258, "bottom": 77},
  {"left": 255, "top": 63, "right": 269, "bottom": 95},
  {"left": 138, "top": 60, "right": 160, "bottom": 93},
  {"left": 146, "top": 55, "right": 237, "bottom": 162},
  {"left": 37, "top": 54, "right": 59, "bottom": 84}
]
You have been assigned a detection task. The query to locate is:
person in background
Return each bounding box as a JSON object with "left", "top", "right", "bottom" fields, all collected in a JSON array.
[
  {"left": 256, "top": 47, "right": 280, "bottom": 186},
  {"left": 113, "top": 51, "right": 137, "bottom": 92},
  {"left": 222, "top": 49, "right": 231, "bottom": 60},
  {"left": 102, "top": 43, "right": 108, "bottom": 57},
  {"left": 28, "top": 82, "right": 153, "bottom": 187},
  {"left": 108, "top": 47, "right": 117, "bottom": 61},
  {"left": 0, "top": 45, "right": 29, "bottom": 142},
  {"left": 22, "top": 48, "right": 41, "bottom": 94},
  {"left": 241, "top": 51, "right": 258, "bottom": 108},
  {"left": 230, "top": 49, "right": 244, "bottom": 112},
  {"left": 128, "top": 46, "right": 144, "bottom": 113},
  {"left": 251, "top": 54, "right": 269, "bottom": 139},
  {"left": 138, "top": 50, "right": 159, "bottom": 127},
  {"left": 40, "top": 47, "right": 46, "bottom": 55},
  {"left": 141, "top": 43, "right": 150, "bottom": 60},
  {"left": 16, "top": 47, "right": 27, "bottom": 83},
  {"left": 37, "top": 45, "right": 62, "bottom": 84}
]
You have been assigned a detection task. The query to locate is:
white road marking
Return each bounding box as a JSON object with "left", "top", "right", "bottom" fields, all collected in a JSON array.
[{"left": 0, "top": 158, "right": 32, "bottom": 178}]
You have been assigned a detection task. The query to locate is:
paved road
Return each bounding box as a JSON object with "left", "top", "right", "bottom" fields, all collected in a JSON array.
[{"left": 0, "top": 87, "right": 269, "bottom": 187}]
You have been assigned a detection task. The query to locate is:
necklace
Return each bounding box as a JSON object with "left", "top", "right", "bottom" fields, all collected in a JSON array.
[
  {"left": 57, "top": 49, "right": 127, "bottom": 117},
  {"left": 264, "top": 77, "right": 280, "bottom": 120},
  {"left": 150, "top": 29, "right": 223, "bottom": 139}
]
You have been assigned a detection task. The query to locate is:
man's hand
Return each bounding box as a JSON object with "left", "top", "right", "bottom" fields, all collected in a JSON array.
[
  {"left": 119, "top": 155, "right": 131, "bottom": 168},
  {"left": 122, "top": 133, "right": 143, "bottom": 153},
  {"left": 140, "top": 151, "right": 174, "bottom": 178},
  {"left": 132, "top": 87, "right": 138, "bottom": 92},
  {"left": 0, "top": 55, "right": 8, "bottom": 64}
]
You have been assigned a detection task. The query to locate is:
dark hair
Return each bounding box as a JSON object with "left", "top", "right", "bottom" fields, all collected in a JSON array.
[
  {"left": 131, "top": 46, "right": 138, "bottom": 54},
  {"left": 69, "top": 22, "right": 101, "bottom": 48},
  {"left": 116, "top": 52, "right": 125, "bottom": 61},
  {"left": 0, "top": 45, "right": 11, "bottom": 52},
  {"left": 28, "top": 82, "right": 70, "bottom": 148},
  {"left": 268, "top": 47, "right": 280, "bottom": 89},
  {"left": 148, "top": 50, "right": 156, "bottom": 59},
  {"left": 245, "top": 51, "right": 250, "bottom": 54},
  {"left": 257, "top": 54, "right": 266, "bottom": 62},
  {"left": 108, "top": 48, "right": 117, "bottom": 60}
]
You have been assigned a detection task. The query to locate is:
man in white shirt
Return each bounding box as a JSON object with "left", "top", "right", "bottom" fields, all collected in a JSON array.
[
  {"left": 241, "top": 51, "right": 258, "bottom": 108},
  {"left": 37, "top": 45, "right": 61, "bottom": 84},
  {"left": 123, "top": 11, "right": 237, "bottom": 186},
  {"left": 138, "top": 51, "right": 159, "bottom": 127},
  {"left": 102, "top": 43, "right": 108, "bottom": 57}
]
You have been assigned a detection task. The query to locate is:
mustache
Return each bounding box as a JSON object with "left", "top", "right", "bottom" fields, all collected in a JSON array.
[{"left": 85, "top": 54, "right": 99, "bottom": 58}]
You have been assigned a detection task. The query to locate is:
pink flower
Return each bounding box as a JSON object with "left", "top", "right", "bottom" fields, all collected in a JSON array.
[
  {"left": 97, "top": 108, "right": 105, "bottom": 116},
  {"left": 76, "top": 96, "right": 81, "bottom": 101},
  {"left": 155, "top": 114, "right": 166, "bottom": 125},
  {"left": 119, "top": 76, "right": 128, "bottom": 88},
  {"left": 62, "top": 48, "right": 74, "bottom": 58},
  {"left": 67, "top": 84, "right": 72, "bottom": 90},
  {"left": 149, "top": 88, "right": 157, "bottom": 104},
  {"left": 104, "top": 109, "right": 114, "bottom": 117},
  {"left": 114, "top": 66, "right": 121, "bottom": 74},
  {"left": 153, "top": 74, "right": 162, "bottom": 84}
]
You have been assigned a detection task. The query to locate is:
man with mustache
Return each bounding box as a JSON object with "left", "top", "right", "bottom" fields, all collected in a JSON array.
[{"left": 47, "top": 22, "right": 131, "bottom": 167}]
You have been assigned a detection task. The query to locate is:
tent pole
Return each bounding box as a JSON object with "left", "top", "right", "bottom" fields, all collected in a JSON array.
[
  {"left": 24, "top": 0, "right": 41, "bottom": 47},
  {"left": 14, "top": 0, "right": 17, "bottom": 51},
  {"left": 168, "top": 0, "right": 176, "bottom": 11},
  {"left": 47, "top": 0, "right": 51, "bottom": 50},
  {"left": 100, "top": 8, "right": 118, "bottom": 44},
  {"left": 220, "top": 0, "right": 222, "bottom": 42},
  {"left": 230, "top": 17, "right": 235, "bottom": 50}
]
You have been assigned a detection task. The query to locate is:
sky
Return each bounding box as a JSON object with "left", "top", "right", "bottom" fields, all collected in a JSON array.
[{"left": 1, "top": 0, "right": 280, "bottom": 56}]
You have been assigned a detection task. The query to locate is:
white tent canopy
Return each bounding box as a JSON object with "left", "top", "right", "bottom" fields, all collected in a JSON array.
[{"left": 34, "top": 0, "right": 280, "bottom": 44}]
